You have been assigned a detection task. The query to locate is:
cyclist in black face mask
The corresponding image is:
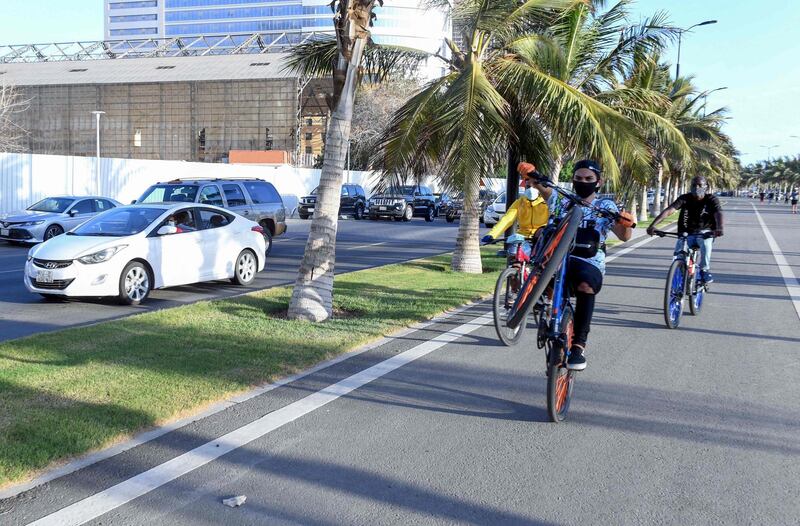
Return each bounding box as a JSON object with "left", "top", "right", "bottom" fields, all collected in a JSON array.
[
  {"left": 647, "top": 175, "right": 724, "bottom": 283},
  {"left": 530, "top": 159, "right": 634, "bottom": 370}
]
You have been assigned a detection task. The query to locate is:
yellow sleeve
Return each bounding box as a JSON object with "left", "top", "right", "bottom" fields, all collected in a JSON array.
[
  {"left": 532, "top": 198, "right": 549, "bottom": 228},
  {"left": 487, "top": 198, "right": 520, "bottom": 239}
]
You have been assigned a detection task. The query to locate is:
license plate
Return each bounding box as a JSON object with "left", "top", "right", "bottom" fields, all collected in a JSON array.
[
  {"left": 0, "top": 228, "right": 8, "bottom": 237},
  {"left": 307, "top": 208, "right": 314, "bottom": 213},
  {"left": 37, "top": 270, "right": 54, "bottom": 283},
  {"left": 379, "top": 206, "right": 387, "bottom": 211}
]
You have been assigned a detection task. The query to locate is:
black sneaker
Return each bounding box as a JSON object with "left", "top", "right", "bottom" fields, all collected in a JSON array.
[{"left": 566, "top": 346, "right": 587, "bottom": 371}]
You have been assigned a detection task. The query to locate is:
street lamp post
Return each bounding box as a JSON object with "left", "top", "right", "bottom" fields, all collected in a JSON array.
[
  {"left": 91, "top": 111, "right": 105, "bottom": 194},
  {"left": 675, "top": 20, "right": 717, "bottom": 79},
  {"left": 760, "top": 144, "right": 779, "bottom": 161}
]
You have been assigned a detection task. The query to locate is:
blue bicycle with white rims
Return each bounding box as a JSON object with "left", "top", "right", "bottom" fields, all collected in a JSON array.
[{"left": 654, "top": 229, "right": 715, "bottom": 329}]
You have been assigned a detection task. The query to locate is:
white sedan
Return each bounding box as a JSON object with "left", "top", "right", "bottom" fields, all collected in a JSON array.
[{"left": 25, "top": 203, "right": 267, "bottom": 304}]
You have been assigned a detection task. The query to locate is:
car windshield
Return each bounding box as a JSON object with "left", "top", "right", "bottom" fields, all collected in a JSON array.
[
  {"left": 310, "top": 187, "right": 319, "bottom": 195},
  {"left": 72, "top": 208, "right": 164, "bottom": 237},
  {"left": 28, "top": 197, "right": 74, "bottom": 213},
  {"left": 138, "top": 184, "right": 198, "bottom": 204}
]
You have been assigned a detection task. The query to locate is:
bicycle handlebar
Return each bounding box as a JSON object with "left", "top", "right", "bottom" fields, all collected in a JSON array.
[
  {"left": 652, "top": 229, "right": 715, "bottom": 239},
  {"left": 529, "top": 173, "right": 636, "bottom": 228}
]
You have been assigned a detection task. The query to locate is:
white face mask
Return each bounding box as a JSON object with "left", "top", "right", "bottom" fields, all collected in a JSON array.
[{"left": 523, "top": 187, "right": 539, "bottom": 201}]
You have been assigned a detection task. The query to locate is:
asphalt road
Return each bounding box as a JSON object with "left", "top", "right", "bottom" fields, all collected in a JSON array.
[
  {"left": 0, "top": 217, "right": 463, "bottom": 342},
  {"left": 3, "top": 199, "right": 799, "bottom": 525}
]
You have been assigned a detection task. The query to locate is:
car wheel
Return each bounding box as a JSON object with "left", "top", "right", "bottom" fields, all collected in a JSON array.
[
  {"left": 424, "top": 207, "right": 435, "bottom": 222},
  {"left": 261, "top": 226, "right": 273, "bottom": 258},
  {"left": 402, "top": 205, "right": 413, "bottom": 222},
  {"left": 369, "top": 214, "right": 379, "bottom": 220},
  {"left": 43, "top": 224, "right": 64, "bottom": 240},
  {"left": 231, "top": 249, "right": 257, "bottom": 286},
  {"left": 354, "top": 203, "right": 365, "bottom": 220},
  {"left": 119, "top": 261, "right": 151, "bottom": 305},
  {"left": 446, "top": 215, "right": 455, "bottom": 223}
]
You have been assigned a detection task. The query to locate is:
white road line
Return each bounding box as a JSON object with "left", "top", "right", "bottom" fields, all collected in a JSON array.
[
  {"left": 752, "top": 205, "right": 800, "bottom": 322},
  {"left": 348, "top": 241, "right": 387, "bottom": 250},
  {"left": 27, "top": 312, "right": 493, "bottom": 526},
  {"left": 606, "top": 227, "right": 674, "bottom": 263},
  {"left": 0, "top": 268, "right": 23, "bottom": 274}
]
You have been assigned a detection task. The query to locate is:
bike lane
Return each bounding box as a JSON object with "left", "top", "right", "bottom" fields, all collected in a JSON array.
[{"left": 4, "top": 199, "right": 799, "bottom": 525}]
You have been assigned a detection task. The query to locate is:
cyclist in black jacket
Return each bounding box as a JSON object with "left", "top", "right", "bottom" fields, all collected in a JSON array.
[{"left": 647, "top": 176, "right": 724, "bottom": 284}]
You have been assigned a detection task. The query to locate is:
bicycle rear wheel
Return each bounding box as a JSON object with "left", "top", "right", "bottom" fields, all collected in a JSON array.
[
  {"left": 507, "top": 207, "right": 582, "bottom": 330},
  {"left": 493, "top": 266, "right": 526, "bottom": 346},
  {"left": 664, "top": 259, "right": 686, "bottom": 329},
  {"left": 546, "top": 306, "right": 576, "bottom": 422}
]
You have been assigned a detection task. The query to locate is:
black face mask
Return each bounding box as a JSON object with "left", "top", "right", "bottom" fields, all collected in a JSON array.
[
  {"left": 691, "top": 185, "right": 707, "bottom": 199},
  {"left": 573, "top": 180, "right": 598, "bottom": 199}
]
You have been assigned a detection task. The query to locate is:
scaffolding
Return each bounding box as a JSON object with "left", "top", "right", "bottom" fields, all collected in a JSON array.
[{"left": 0, "top": 31, "right": 328, "bottom": 64}]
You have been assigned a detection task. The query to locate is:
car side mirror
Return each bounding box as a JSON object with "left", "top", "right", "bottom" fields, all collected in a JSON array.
[
  {"left": 130, "top": 200, "right": 137, "bottom": 205},
  {"left": 157, "top": 225, "right": 178, "bottom": 236},
  {"left": 414, "top": 192, "right": 420, "bottom": 197},
  {"left": 69, "top": 210, "right": 79, "bottom": 217}
]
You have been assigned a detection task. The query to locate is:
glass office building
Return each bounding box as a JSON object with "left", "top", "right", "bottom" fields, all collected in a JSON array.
[{"left": 105, "top": 0, "right": 450, "bottom": 55}]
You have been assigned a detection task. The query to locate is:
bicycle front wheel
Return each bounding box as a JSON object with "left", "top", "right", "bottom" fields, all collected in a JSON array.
[
  {"left": 493, "top": 266, "right": 526, "bottom": 346},
  {"left": 546, "top": 306, "right": 576, "bottom": 423},
  {"left": 664, "top": 259, "right": 686, "bottom": 329},
  {"left": 688, "top": 267, "right": 705, "bottom": 316}
]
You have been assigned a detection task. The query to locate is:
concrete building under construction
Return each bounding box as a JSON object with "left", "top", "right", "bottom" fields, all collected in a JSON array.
[{"left": 0, "top": 34, "right": 329, "bottom": 164}]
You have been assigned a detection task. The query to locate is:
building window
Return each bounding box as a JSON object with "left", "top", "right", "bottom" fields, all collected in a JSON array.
[
  {"left": 306, "top": 118, "right": 313, "bottom": 126},
  {"left": 110, "top": 27, "right": 159, "bottom": 36},
  {"left": 304, "top": 132, "right": 312, "bottom": 141},
  {"left": 109, "top": 1, "right": 157, "bottom": 9},
  {"left": 109, "top": 14, "right": 158, "bottom": 23},
  {"left": 134, "top": 130, "right": 142, "bottom": 147},
  {"left": 305, "top": 146, "right": 313, "bottom": 154}
]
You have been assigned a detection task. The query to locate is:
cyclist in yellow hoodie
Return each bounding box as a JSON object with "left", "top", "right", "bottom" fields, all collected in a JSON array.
[{"left": 481, "top": 173, "right": 550, "bottom": 254}]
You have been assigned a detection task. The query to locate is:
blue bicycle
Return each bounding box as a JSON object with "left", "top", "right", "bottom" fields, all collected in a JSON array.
[
  {"left": 504, "top": 178, "right": 632, "bottom": 422},
  {"left": 654, "top": 230, "right": 715, "bottom": 329}
]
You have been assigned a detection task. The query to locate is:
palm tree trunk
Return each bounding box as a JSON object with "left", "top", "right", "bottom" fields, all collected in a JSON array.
[
  {"left": 663, "top": 175, "right": 672, "bottom": 208},
  {"left": 653, "top": 159, "right": 664, "bottom": 216},
  {"left": 638, "top": 183, "right": 649, "bottom": 223},
  {"left": 288, "top": 37, "right": 367, "bottom": 322},
  {"left": 451, "top": 180, "right": 482, "bottom": 273},
  {"left": 628, "top": 191, "right": 638, "bottom": 222}
]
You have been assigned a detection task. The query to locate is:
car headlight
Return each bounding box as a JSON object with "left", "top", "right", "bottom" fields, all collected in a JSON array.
[
  {"left": 19, "top": 220, "right": 45, "bottom": 227},
  {"left": 77, "top": 245, "right": 127, "bottom": 265}
]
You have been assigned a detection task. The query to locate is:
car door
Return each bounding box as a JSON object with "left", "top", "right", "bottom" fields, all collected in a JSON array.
[
  {"left": 152, "top": 208, "right": 205, "bottom": 287},
  {"left": 196, "top": 207, "right": 237, "bottom": 279},
  {"left": 222, "top": 183, "right": 255, "bottom": 220},
  {"left": 340, "top": 185, "right": 354, "bottom": 214},
  {"left": 63, "top": 199, "right": 96, "bottom": 230}
]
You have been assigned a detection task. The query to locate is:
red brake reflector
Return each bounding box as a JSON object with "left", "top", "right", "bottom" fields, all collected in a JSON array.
[{"left": 251, "top": 226, "right": 265, "bottom": 234}]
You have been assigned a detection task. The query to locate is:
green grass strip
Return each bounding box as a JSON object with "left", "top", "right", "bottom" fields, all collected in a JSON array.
[{"left": 0, "top": 249, "right": 507, "bottom": 487}]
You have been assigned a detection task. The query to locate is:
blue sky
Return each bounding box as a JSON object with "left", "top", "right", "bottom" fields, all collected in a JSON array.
[{"left": 1, "top": 0, "right": 798, "bottom": 166}]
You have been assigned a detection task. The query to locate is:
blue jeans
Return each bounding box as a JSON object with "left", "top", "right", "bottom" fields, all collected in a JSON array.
[{"left": 675, "top": 235, "right": 713, "bottom": 272}]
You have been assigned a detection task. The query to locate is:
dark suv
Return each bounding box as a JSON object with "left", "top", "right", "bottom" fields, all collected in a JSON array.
[
  {"left": 298, "top": 183, "right": 367, "bottom": 220},
  {"left": 136, "top": 178, "right": 286, "bottom": 255},
  {"left": 368, "top": 185, "right": 437, "bottom": 222}
]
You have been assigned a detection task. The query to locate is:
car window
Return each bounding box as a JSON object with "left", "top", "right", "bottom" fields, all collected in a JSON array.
[
  {"left": 244, "top": 182, "right": 282, "bottom": 204},
  {"left": 73, "top": 207, "right": 163, "bottom": 237},
  {"left": 139, "top": 184, "right": 198, "bottom": 203},
  {"left": 71, "top": 200, "right": 95, "bottom": 214},
  {"left": 356, "top": 186, "right": 365, "bottom": 197},
  {"left": 94, "top": 199, "right": 115, "bottom": 212},
  {"left": 197, "top": 208, "right": 234, "bottom": 229},
  {"left": 341, "top": 186, "right": 350, "bottom": 197},
  {"left": 222, "top": 184, "right": 247, "bottom": 207},
  {"left": 28, "top": 197, "right": 75, "bottom": 213},
  {"left": 162, "top": 208, "right": 198, "bottom": 234},
  {"left": 199, "top": 185, "right": 223, "bottom": 206}
]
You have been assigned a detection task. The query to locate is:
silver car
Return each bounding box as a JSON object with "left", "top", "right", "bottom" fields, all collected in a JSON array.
[{"left": 0, "top": 196, "right": 121, "bottom": 243}]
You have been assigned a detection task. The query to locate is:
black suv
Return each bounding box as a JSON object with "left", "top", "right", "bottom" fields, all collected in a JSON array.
[
  {"left": 298, "top": 183, "right": 367, "bottom": 220},
  {"left": 368, "top": 185, "right": 437, "bottom": 222}
]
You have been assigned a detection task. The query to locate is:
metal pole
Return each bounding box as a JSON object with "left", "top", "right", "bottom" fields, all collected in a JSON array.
[
  {"left": 91, "top": 110, "right": 105, "bottom": 195},
  {"left": 675, "top": 31, "right": 682, "bottom": 79},
  {"left": 346, "top": 141, "right": 351, "bottom": 183},
  {"left": 505, "top": 147, "right": 519, "bottom": 239}
]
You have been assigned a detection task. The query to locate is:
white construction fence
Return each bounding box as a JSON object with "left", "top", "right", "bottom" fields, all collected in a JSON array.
[{"left": 0, "top": 152, "right": 509, "bottom": 215}]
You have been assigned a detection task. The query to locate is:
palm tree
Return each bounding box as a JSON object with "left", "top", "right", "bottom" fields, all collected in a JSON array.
[
  {"left": 283, "top": 1, "right": 426, "bottom": 322},
  {"left": 379, "top": 0, "right": 679, "bottom": 272}
]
